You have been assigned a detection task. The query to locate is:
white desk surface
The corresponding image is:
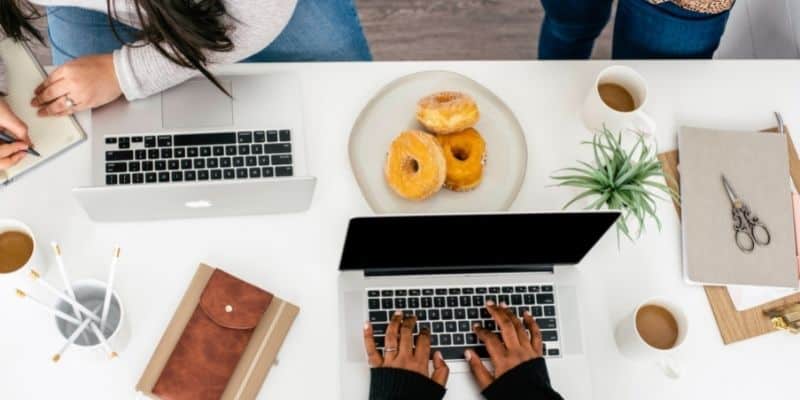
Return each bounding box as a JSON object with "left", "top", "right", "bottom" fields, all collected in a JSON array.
[{"left": 2, "top": 60, "right": 798, "bottom": 399}]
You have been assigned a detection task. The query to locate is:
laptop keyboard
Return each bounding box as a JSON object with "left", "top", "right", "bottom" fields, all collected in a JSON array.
[
  {"left": 366, "top": 284, "right": 561, "bottom": 360},
  {"left": 103, "top": 130, "right": 294, "bottom": 185}
]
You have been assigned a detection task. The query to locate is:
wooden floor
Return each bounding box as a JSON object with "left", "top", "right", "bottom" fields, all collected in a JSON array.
[{"left": 29, "top": 1, "right": 615, "bottom": 64}]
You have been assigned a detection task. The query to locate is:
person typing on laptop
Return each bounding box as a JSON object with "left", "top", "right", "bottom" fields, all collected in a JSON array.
[{"left": 365, "top": 301, "right": 564, "bottom": 400}]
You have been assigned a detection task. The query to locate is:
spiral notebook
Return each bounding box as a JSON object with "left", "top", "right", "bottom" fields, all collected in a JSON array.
[{"left": 0, "top": 39, "right": 86, "bottom": 185}]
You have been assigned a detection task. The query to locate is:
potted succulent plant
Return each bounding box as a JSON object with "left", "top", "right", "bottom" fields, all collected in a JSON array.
[{"left": 551, "top": 127, "right": 678, "bottom": 241}]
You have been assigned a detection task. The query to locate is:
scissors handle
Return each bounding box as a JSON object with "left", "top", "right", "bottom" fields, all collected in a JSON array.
[
  {"left": 735, "top": 230, "right": 756, "bottom": 253},
  {"left": 750, "top": 222, "right": 771, "bottom": 246}
]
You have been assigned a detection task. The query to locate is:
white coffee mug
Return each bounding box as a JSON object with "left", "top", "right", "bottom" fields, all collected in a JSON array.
[
  {"left": 582, "top": 65, "right": 657, "bottom": 135},
  {"left": 0, "top": 219, "right": 44, "bottom": 282},
  {"left": 614, "top": 298, "right": 688, "bottom": 379}
]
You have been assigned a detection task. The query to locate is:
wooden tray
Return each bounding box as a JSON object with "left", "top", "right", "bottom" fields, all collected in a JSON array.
[{"left": 659, "top": 126, "right": 800, "bottom": 344}]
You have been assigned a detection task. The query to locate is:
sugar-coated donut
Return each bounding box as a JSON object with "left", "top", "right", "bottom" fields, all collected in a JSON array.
[
  {"left": 384, "top": 131, "right": 447, "bottom": 201},
  {"left": 416, "top": 91, "right": 480, "bottom": 135},
  {"left": 436, "top": 128, "right": 486, "bottom": 192}
]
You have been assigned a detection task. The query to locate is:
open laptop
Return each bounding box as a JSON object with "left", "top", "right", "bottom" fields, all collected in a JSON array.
[
  {"left": 338, "top": 211, "right": 619, "bottom": 399},
  {"left": 73, "top": 74, "right": 316, "bottom": 222}
]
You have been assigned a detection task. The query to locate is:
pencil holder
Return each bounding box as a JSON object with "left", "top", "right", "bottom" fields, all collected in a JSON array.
[{"left": 53, "top": 279, "right": 130, "bottom": 359}]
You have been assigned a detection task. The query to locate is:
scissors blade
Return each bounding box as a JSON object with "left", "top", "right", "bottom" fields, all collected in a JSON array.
[{"left": 721, "top": 175, "right": 739, "bottom": 204}]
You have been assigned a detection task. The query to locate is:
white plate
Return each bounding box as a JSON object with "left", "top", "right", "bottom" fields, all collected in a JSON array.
[{"left": 349, "top": 70, "right": 528, "bottom": 214}]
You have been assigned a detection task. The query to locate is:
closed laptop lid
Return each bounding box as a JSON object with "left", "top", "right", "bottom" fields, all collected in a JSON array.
[{"left": 338, "top": 212, "right": 619, "bottom": 275}]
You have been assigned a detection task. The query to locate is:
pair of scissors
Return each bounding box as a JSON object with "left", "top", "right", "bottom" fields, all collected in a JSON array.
[{"left": 721, "top": 175, "right": 771, "bottom": 253}]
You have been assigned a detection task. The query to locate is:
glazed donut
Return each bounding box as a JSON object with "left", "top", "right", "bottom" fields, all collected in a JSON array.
[
  {"left": 436, "top": 128, "right": 486, "bottom": 192},
  {"left": 416, "top": 91, "right": 480, "bottom": 135},
  {"left": 384, "top": 131, "right": 447, "bottom": 201}
]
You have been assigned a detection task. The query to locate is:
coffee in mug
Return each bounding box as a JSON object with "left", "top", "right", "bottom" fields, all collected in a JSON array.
[
  {"left": 635, "top": 304, "right": 679, "bottom": 350},
  {"left": 0, "top": 230, "right": 34, "bottom": 274},
  {"left": 597, "top": 83, "right": 636, "bottom": 113},
  {"left": 582, "top": 65, "right": 656, "bottom": 135}
]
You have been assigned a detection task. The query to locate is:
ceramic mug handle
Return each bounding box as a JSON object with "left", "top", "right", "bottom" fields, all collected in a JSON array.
[
  {"left": 657, "top": 357, "right": 681, "bottom": 379},
  {"left": 633, "top": 110, "right": 657, "bottom": 136}
]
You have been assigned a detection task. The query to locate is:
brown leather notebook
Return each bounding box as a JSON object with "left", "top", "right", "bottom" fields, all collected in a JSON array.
[{"left": 137, "top": 264, "right": 300, "bottom": 400}]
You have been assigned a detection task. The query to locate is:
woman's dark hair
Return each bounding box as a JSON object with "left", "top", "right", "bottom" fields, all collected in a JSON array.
[{"left": 1, "top": 0, "right": 233, "bottom": 95}]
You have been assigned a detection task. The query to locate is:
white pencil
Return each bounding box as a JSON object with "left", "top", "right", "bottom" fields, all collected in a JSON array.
[
  {"left": 51, "top": 243, "right": 82, "bottom": 319},
  {"left": 52, "top": 312, "right": 94, "bottom": 363},
  {"left": 100, "top": 246, "right": 120, "bottom": 331},
  {"left": 89, "top": 322, "right": 118, "bottom": 360},
  {"left": 15, "top": 289, "right": 82, "bottom": 326},
  {"left": 28, "top": 269, "right": 101, "bottom": 322}
]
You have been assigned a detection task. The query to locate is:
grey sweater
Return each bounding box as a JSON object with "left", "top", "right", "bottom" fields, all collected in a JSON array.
[{"left": 0, "top": 0, "right": 297, "bottom": 100}]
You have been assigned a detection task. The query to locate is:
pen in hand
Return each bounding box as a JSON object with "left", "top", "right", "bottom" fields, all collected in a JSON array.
[{"left": 0, "top": 130, "right": 40, "bottom": 157}]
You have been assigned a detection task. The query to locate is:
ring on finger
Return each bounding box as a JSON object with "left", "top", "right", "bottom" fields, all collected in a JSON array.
[
  {"left": 384, "top": 347, "right": 398, "bottom": 353},
  {"left": 64, "top": 95, "right": 76, "bottom": 109}
]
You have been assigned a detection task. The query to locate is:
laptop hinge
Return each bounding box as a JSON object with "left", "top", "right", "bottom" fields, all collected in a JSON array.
[{"left": 363, "top": 264, "right": 555, "bottom": 277}]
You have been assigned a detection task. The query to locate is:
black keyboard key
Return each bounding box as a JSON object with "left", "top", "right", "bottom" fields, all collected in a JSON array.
[
  {"left": 132, "top": 136, "right": 143, "bottom": 143},
  {"left": 198, "top": 170, "right": 209, "bottom": 181},
  {"left": 455, "top": 309, "right": 466, "bottom": 320},
  {"left": 373, "top": 323, "right": 388, "bottom": 335},
  {"left": 106, "top": 175, "right": 117, "bottom": 185},
  {"left": 249, "top": 168, "right": 261, "bottom": 178},
  {"left": 155, "top": 161, "right": 167, "bottom": 171},
  {"left": 106, "top": 162, "right": 127, "bottom": 173},
  {"left": 480, "top": 308, "right": 491, "bottom": 319},
  {"left": 184, "top": 171, "right": 197, "bottom": 181},
  {"left": 105, "top": 151, "right": 133, "bottom": 161},
  {"left": 439, "top": 334, "right": 452, "bottom": 346},
  {"left": 414, "top": 310, "right": 427, "bottom": 321},
  {"left": 145, "top": 173, "right": 157, "bottom": 183},
  {"left": 489, "top": 287, "right": 500, "bottom": 294},
  {"left": 174, "top": 133, "right": 235, "bottom": 146},
  {"left": 432, "top": 346, "right": 489, "bottom": 360},
  {"left": 258, "top": 155, "right": 270, "bottom": 166},
  {"left": 128, "top": 162, "right": 141, "bottom": 172},
  {"left": 267, "top": 130, "right": 278, "bottom": 142},
  {"left": 236, "top": 168, "right": 248, "bottom": 179},
  {"left": 233, "top": 157, "right": 244, "bottom": 167},
  {"left": 239, "top": 145, "right": 250, "bottom": 155},
  {"left": 168, "top": 160, "right": 179, "bottom": 170},
  {"left": 537, "top": 318, "right": 557, "bottom": 329},
  {"left": 449, "top": 288, "right": 461, "bottom": 295},
  {"left": 213, "top": 146, "right": 225, "bottom": 156},
  {"left": 238, "top": 131, "right": 253, "bottom": 143},
  {"left": 276, "top": 166, "right": 293, "bottom": 176},
  {"left": 252, "top": 144, "right": 263, "bottom": 154},
  {"left": 262, "top": 167, "right": 274, "bottom": 177},
  {"left": 447, "top": 297, "right": 458, "bottom": 307},
  {"left": 158, "top": 172, "right": 170, "bottom": 182},
  {"left": 466, "top": 333, "right": 478, "bottom": 344},
  {"left": 476, "top": 287, "right": 487, "bottom": 294},
  {"left": 175, "top": 148, "right": 186, "bottom": 158},
  {"left": 467, "top": 308, "right": 479, "bottom": 319},
  {"left": 264, "top": 143, "right": 292, "bottom": 154},
  {"left": 368, "top": 290, "right": 380, "bottom": 297},
  {"left": 226, "top": 145, "right": 237, "bottom": 156},
  {"left": 145, "top": 136, "right": 156, "bottom": 147},
  {"left": 221, "top": 158, "right": 232, "bottom": 168},
  {"left": 536, "top": 294, "right": 555, "bottom": 305},
  {"left": 453, "top": 334, "right": 465, "bottom": 345},
  {"left": 224, "top": 169, "right": 235, "bottom": 179},
  {"left": 533, "top": 306, "right": 543, "bottom": 317},
  {"left": 419, "top": 322, "right": 431, "bottom": 333},
  {"left": 194, "top": 159, "right": 206, "bottom": 169},
  {"left": 396, "top": 290, "right": 407, "bottom": 296},
  {"left": 428, "top": 310, "right": 440, "bottom": 320},
  {"left": 511, "top": 295, "right": 522, "bottom": 305},
  {"left": 460, "top": 296, "right": 471, "bottom": 307},
  {"left": 518, "top": 306, "right": 530, "bottom": 315},
  {"left": 432, "top": 322, "right": 444, "bottom": 333},
  {"left": 548, "top": 349, "right": 560, "bottom": 357},
  {"left": 157, "top": 135, "right": 172, "bottom": 147},
  {"left": 272, "top": 155, "right": 292, "bottom": 165},
  {"left": 119, "top": 174, "right": 131, "bottom": 184},
  {"left": 541, "top": 330, "right": 558, "bottom": 342},
  {"left": 502, "top": 286, "right": 514, "bottom": 293},
  {"left": 394, "top": 298, "right": 406, "bottom": 309},
  {"left": 148, "top": 149, "right": 160, "bottom": 159},
  {"left": 118, "top": 137, "right": 130, "bottom": 149},
  {"left": 161, "top": 148, "right": 173, "bottom": 159},
  {"left": 381, "top": 299, "right": 393, "bottom": 309},
  {"left": 486, "top": 295, "right": 497, "bottom": 304},
  {"left": 528, "top": 286, "right": 540, "bottom": 293},
  {"left": 368, "top": 299, "right": 380, "bottom": 310},
  {"left": 135, "top": 150, "right": 146, "bottom": 160},
  {"left": 462, "top": 288, "right": 474, "bottom": 294},
  {"left": 430, "top": 335, "right": 439, "bottom": 346},
  {"left": 207, "top": 158, "right": 219, "bottom": 168},
  {"left": 473, "top": 296, "right": 485, "bottom": 307},
  {"left": 515, "top": 286, "right": 527, "bottom": 293},
  {"left": 171, "top": 171, "right": 183, "bottom": 182},
  {"left": 246, "top": 156, "right": 257, "bottom": 166},
  {"left": 187, "top": 147, "right": 198, "bottom": 158},
  {"left": 200, "top": 147, "right": 211, "bottom": 157},
  {"left": 279, "top": 130, "right": 291, "bottom": 141},
  {"left": 421, "top": 297, "right": 432, "bottom": 308},
  {"left": 254, "top": 131, "right": 266, "bottom": 142},
  {"left": 105, "top": 137, "right": 117, "bottom": 144},
  {"left": 435, "top": 289, "right": 447, "bottom": 295},
  {"left": 409, "top": 289, "right": 421, "bottom": 296},
  {"left": 408, "top": 298, "right": 419, "bottom": 308},
  {"left": 434, "top": 297, "right": 445, "bottom": 308},
  {"left": 181, "top": 159, "right": 192, "bottom": 169},
  {"left": 211, "top": 170, "right": 223, "bottom": 180},
  {"left": 484, "top": 320, "right": 497, "bottom": 331},
  {"left": 132, "top": 173, "right": 144, "bottom": 184},
  {"left": 441, "top": 309, "right": 453, "bottom": 320},
  {"left": 523, "top": 294, "right": 537, "bottom": 305},
  {"left": 458, "top": 321, "right": 471, "bottom": 332},
  {"left": 542, "top": 285, "right": 554, "bottom": 292},
  {"left": 423, "top": 289, "right": 434, "bottom": 295},
  {"left": 544, "top": 306, "right": 556, "bottom": 316},
  {"left": 369, "top": 311, "right": 388, "bottom": 322},
  {"left": 374, "top": 336, "right": 385, "bottom": 348},
  {"left": 498, "top": 295, "right": 510, "bottom": 305}
]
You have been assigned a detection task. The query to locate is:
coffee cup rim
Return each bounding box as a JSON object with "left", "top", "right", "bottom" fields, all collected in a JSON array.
[
  {"left": 593, "top": 65, "right": 649, "bottom": 115},
  {"left": 631, "top": 297, "right": 688, "bottom": 353}
]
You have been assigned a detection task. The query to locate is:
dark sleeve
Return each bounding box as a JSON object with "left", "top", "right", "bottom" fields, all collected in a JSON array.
[
  {"left": 482, "top": 358, "right": 564, "bottom": 400},
  {"left": 369, "top": 367, "right": 446, "bottom": 400}
]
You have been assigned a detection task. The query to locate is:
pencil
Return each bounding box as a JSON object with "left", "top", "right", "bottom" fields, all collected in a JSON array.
[
  {"left": 29, "top": 269, "right": 101, "bottom": 322},
  {"left": 100, "top": 246, "right": 120, "bottom": 331},
  {"left": 52, "top": 313, "right": 94, "bottom": 362},
  {"left": 89, "top": 322, "right": 118, "bottom": 360},
  {"left": 0, "top": 130, "right": 41, "bottom": 157},
  {"left": 51, "top": 242, "right": 91, "bottom": 343},
  {"left": 15, "top": 289, "right": 82, "bottom": 326}
]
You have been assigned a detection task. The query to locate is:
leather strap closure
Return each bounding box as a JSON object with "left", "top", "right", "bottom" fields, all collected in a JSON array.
[{"left": 200, "top": 269, "right": 273, "bottom": 330}]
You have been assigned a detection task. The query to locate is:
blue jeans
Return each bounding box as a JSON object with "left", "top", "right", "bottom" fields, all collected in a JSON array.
[
  {"left": 47, "top": 0, "right": 372, "bottom": 65},
  {"left": 539, "top": 0, "right": 731, "bottom": 59}
]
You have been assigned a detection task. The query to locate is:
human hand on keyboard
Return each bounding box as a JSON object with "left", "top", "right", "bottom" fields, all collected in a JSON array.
[
  {"left": 466, "top": 301, "right": 544, "bottom": 390},
  {"left": 364, "top": 310, "right": 450, "bottom": 386}
]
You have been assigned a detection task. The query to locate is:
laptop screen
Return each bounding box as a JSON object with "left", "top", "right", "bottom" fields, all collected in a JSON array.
[{"left": 338, "top": 212, "right": 620, "bottom": 274}]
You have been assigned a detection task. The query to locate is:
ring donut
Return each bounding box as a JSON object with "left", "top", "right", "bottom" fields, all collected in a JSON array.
[
  {"left": 416, "top": 91, "right": 480, "bottom": 135},
  {"left": 436, "top": 128, "right": 486, "bottom": 192},
  {"left": 384, "top": 130, "right": 446, "bottom": 201}
]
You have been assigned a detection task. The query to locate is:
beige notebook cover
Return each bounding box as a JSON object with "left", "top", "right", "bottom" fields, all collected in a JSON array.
[
  {"left": 0, "top": 38, "right": 86, "bottom": 184},
  {"left": 136, "top": 264, "right": 300, "bottom": 400},
  {"left": 679, "top": 127, "right": 798, "bottom": 288}
]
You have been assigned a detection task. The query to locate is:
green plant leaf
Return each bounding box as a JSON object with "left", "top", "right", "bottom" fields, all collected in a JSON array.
[{"left": 562, "top": 190, "right": 599, "bottom": 210}]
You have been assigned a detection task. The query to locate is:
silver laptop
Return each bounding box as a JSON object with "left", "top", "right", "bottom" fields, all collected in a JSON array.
[
  {"left": 73, "top": 73, "right": 316, "bottom": 222},
  {"left": 338, "top": 212, "right": 619, "bottom": 399}
]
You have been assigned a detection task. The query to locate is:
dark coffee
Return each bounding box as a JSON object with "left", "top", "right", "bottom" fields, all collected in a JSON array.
[
  {"left": 635, "top": 305, "right": 679, "bottom": 350},
  {"left": 0, "top": 231, "right": 34, "bottom": 273},
  {"left": 598, "top": 83, "right": 636, "bottom": 112}
]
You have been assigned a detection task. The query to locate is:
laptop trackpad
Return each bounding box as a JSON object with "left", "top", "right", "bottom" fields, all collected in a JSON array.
[{"left": 162, "top": 79, "right": 233, "bottom": 129}]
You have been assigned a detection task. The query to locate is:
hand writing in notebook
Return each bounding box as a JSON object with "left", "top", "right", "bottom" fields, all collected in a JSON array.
[{"left": 0, "top": 98, "right": 30, "bottom": 169}]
